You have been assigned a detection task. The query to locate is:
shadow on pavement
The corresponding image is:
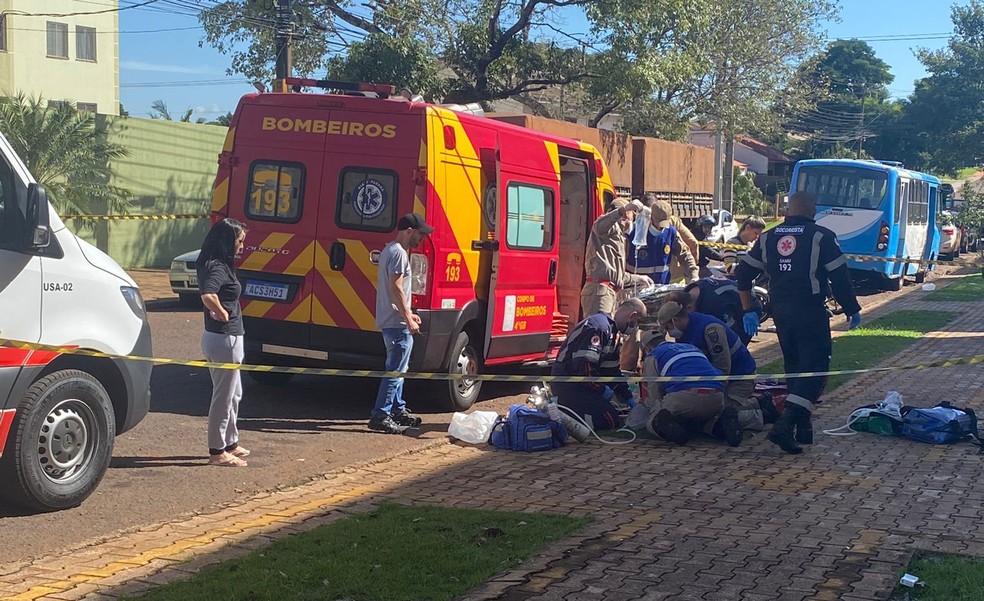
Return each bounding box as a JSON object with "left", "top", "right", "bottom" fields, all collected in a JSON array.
[{"left": 111, "top": 456, "right": 205, "bottom": 469}]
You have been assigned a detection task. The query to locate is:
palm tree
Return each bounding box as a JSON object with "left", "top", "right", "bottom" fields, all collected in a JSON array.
[{"left": 0, "top": 93, "right": 131, "bottom": 219}]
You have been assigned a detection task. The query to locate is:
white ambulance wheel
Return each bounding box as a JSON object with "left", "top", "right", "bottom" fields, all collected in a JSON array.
[
  {"left": 446, "top": 331, "right": 482, "bottom": 410},
  {"left": 0, "top": 370, "right": 115, "bottom": 512}
]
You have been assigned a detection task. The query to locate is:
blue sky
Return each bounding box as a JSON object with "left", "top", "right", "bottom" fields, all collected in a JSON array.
[{"left": 119, "top": 1, "right": 962, "bottom": 120}]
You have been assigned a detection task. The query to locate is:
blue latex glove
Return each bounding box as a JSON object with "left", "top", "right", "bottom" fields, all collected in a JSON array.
[
  {"left": 742, "top": 311, "right": 759, "bottom": 337},
  {"left": 601, "top": 387, "right": 615, "bottom": 402},
  {"left": 847, "top": 312, "right": 862, "bottom": 330}
]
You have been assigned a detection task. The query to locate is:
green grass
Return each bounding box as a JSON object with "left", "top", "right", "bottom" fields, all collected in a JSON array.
[
  {"left": 954, "top": 167, "right": 980, "bottom": 180},
  {"left": 891, "top": 551, "right": 984, "bottom": 601},
  {"left": 925, "top": 276, "right": 984, "bottom": 302},
  {"left": 757, "top": 310, "right": 956, "bottom": 392},
  {"left": 124, "top": 503, "right": 591, "bottom": 601}
]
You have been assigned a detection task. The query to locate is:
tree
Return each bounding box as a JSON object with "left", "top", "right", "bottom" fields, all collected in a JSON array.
[
  {"left": 790, "top": 40, "right": 895, "bottom": 158},
  {"left": 208, "top": 112, "right": 234, "bottom": 127},
  {"left": 0, "top": 93, "right": 131, "bottom": 219},
  {"left": 584, "top": 0, "right": 710, "bottom": 132},
  {"left": 957, "top": 181, "right": 984, "bottom": 232},
  {"left": 732, "top": 167, "right": 770, "bottom": 216},
  {"left": 326, "top": 33, "right": 447, "bottom": 100},
  {"left": 199, "top": 0, "right": 598, "bottom": 111},
  {"left": 149, "top": 100, "right": 201, "bottom": 123},
  {"left": 905, "top": 0, "right": 984, "bottom": 174},
  {"left": 686, "top": 0, "right": 836, "bottom": 204}
]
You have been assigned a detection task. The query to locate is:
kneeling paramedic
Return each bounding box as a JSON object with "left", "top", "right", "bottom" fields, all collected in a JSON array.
[
  {"left": 640, "top": 333, "right": 739, "bottom": 446},
  {"left": 735, "top": 191, "right": 861, "bottom": 454},
  {"left": 551, "top": 299, "right": 647, "bottom": 431},
  {"left": 657, "top": 300, "right": 775, "bottom": 438}
]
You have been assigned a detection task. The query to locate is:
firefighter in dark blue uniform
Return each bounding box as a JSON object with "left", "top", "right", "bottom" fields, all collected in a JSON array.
[
  {"left": 551, "top": 298, "right": 647, "bottom": 431},
  {"left": 735, "top": 191, "right": 862, "bottom": 454}
]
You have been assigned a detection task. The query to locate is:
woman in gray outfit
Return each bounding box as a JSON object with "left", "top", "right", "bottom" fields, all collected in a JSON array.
[{"left": 197, "top": 218, "right": 249, "bottom": 467}]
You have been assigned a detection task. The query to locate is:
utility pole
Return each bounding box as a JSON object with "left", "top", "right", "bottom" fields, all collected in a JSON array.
[
  {"left": 713, "top": 127, "right": 723, "bottom": 211},
  {"left": 856, "top": 82, "right": 867, "bottom": 159},
  {"left": 274, "top": 0, "right": 293, "bottom": 93}
]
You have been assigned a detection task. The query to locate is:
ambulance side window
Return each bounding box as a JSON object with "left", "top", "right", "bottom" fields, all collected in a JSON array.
[
  {"left": 0, "top": 157, "right": 15, "bottom": 247},
  {"left": 603, "top": 190, "right": 615, "bottom": 210},
  {"left": 245, "top": 161, "right": 304, "bottom": 223},
  {"left": 505, "top": 182, "right": 553, "bottom": 250},
  {"left": 336, "top": 167, "right": 398, "bottom": 232}
]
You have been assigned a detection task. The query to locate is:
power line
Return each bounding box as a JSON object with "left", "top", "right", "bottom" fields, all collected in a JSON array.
[
  {"left": 121, "top": 78, "right": 251, "bottom": 88},
  {"left": 6, "top": 25, "right": 202, "bottom": 34},
  {"left": 2, "top": 0, "right": 163, "bottom": 18}
]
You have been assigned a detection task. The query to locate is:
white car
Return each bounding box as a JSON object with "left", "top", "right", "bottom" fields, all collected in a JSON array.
[
  {"left": 169, "top": 250, "right": 200, "bottom": 306},
  {"left": 710, "top": 209, "right": 740, "bottom": 243}
]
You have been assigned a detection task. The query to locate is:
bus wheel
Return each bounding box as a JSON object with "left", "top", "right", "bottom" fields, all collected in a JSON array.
[
  {"left": 446, "top": 331, "right": 482, "bottom": 411},
  {"left": 0, "top": 370, "right": 115, "bottom": 512},
  {"left": 887, "top": 276, "right": 903, "bottom": 291},
  {"left": 914, "top": 270, "right": 926, "bottom": 284}
]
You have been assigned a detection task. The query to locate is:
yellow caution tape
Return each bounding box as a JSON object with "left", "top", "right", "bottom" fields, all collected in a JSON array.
[
  {"left": 696, "top": 239, "right": 973, "bottom": 268},
  {"left": 3, "top": 338, "right": 982, "bottom": 384},
  {"left": 58, "top": 214, "right": 209, "bottom": 221}
]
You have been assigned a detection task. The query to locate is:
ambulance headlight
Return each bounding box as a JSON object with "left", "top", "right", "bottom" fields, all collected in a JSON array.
[
  {"left": 410, "top": 253, "right": 428, "bottom": 295},
  {"left": 120, "top": 286, "right": 146, "bottom": 319}
]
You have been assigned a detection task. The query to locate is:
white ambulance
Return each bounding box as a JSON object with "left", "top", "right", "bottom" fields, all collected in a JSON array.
[{"left": 0, "top": 130, "right": 152, "bottom": 511}]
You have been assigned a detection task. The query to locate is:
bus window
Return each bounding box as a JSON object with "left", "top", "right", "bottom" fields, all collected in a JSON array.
[{"left": 796, "top": 165, "right": 888, "bottom": 209}]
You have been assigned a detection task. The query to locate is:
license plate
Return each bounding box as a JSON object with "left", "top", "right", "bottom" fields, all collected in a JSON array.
[
  {"left": 244, "top": 280, "right": 289, "bottom": 301},
  {"left": 188, "top": 275, "right": 198, "bottom": 287}
]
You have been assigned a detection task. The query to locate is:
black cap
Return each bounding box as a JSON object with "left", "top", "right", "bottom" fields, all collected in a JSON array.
[{"left": 397, "top": 213, "right": 434, "bottom": 234}]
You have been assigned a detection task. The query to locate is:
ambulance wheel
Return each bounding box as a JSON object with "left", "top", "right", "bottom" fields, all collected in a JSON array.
[
  {"left": 0, "top": 370, "right": 115, "bottom": 512},
  {"left": 446, "top": 331, "right": 482, "bottom": 410}
]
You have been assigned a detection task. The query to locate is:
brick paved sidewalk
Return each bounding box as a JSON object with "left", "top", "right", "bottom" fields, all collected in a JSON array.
[{"left": 3, "top": 272, "right": 982, "bottom": 601}]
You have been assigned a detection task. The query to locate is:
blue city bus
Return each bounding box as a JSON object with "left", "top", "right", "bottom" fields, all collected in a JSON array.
[{"left": 791, "top": 159, "right": 941, "bottom": 290}]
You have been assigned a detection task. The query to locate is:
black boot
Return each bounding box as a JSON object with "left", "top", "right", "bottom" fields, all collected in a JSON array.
[
  {"left": 794, "top": 408, "right": 814, "bottom": 444},
  {"left": 768, "top": 408, "right": 803, "bottom": 454},
  {"left": 651, "top": 409, "right": 690, "bottom": 445},
  {"left": 716, "top": 407, "right": 742, "bottom": 447},
  {"left": 757, "top": 393, "right": 780, "bottom": 425}
]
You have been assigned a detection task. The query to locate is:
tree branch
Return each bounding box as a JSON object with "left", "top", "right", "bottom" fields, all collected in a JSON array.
[{"left": 488, "top": 72, "right": 599, "bottom": 100}]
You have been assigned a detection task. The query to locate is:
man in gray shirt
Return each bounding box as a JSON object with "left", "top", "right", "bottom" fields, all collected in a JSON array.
[{"left": 370, "top": 213, "right": 434, "bottom": 434}]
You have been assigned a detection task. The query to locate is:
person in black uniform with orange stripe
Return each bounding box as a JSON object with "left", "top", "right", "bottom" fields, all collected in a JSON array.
[
  {"left": 735, "top": 191, "right": 862, "bottom": 454},
  {"left": 551, "top": 298, "right": 647, "bottom": 431}
]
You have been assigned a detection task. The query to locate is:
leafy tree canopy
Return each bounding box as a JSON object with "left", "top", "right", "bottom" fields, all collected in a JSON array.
[
  {"left": 905, "top": 0, "right": 984, "bottom": 174},
  {"left": 0, "top": 93, "right": 131, "bottom": 220}
]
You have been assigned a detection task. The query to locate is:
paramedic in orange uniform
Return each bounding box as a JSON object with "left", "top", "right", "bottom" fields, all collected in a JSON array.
[{"left": 580, "top": 198, "right": 648, "bottom": 318}]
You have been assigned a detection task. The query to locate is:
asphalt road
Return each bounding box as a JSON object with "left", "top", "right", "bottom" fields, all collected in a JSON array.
[
  {"left": 0, "top": 268, "right": 945, "bottom": 565},
  {"left": 0, "top": 297, "right": 523, "bottom": 565}
]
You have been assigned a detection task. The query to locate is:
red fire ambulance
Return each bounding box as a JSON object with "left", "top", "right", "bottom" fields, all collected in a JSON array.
[{"left": 210, "top": 79, "right": 617, "bottom": 409}]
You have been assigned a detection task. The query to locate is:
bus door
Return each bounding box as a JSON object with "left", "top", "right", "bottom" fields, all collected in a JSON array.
[
  {"left": 483, "top": 137, "right": 560, "bottom": 363},
  {"left": 894, "top": 178, "right": 910, "bottom": 262}
]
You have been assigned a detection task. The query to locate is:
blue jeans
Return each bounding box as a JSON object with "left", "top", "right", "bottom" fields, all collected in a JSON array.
[{"left": 372, "top": 328, "right": 414, "bottom": 417}]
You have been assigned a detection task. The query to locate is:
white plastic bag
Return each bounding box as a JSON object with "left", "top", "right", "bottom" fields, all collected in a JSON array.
[
  {"left": 447, "top": 411, "right": 499, "bottom": 444},
  {"left": 625, "top": 403, "right": 652, "bottom": 430}
]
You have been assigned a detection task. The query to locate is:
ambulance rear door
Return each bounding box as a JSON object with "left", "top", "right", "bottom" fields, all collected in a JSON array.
[
  {"left": 309, "top": 107, "right": 423, "bottom": 364},
  {"left": 229, "top": 103, "right": 327, "bottom": 350},
  {"left": 483, "top": 135, "right": 560, "bottom": 362}
]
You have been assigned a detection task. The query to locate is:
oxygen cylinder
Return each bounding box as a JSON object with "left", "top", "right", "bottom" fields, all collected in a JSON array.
[{"left": 557, "top": 409, "right": 591, "bottom": 443}]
